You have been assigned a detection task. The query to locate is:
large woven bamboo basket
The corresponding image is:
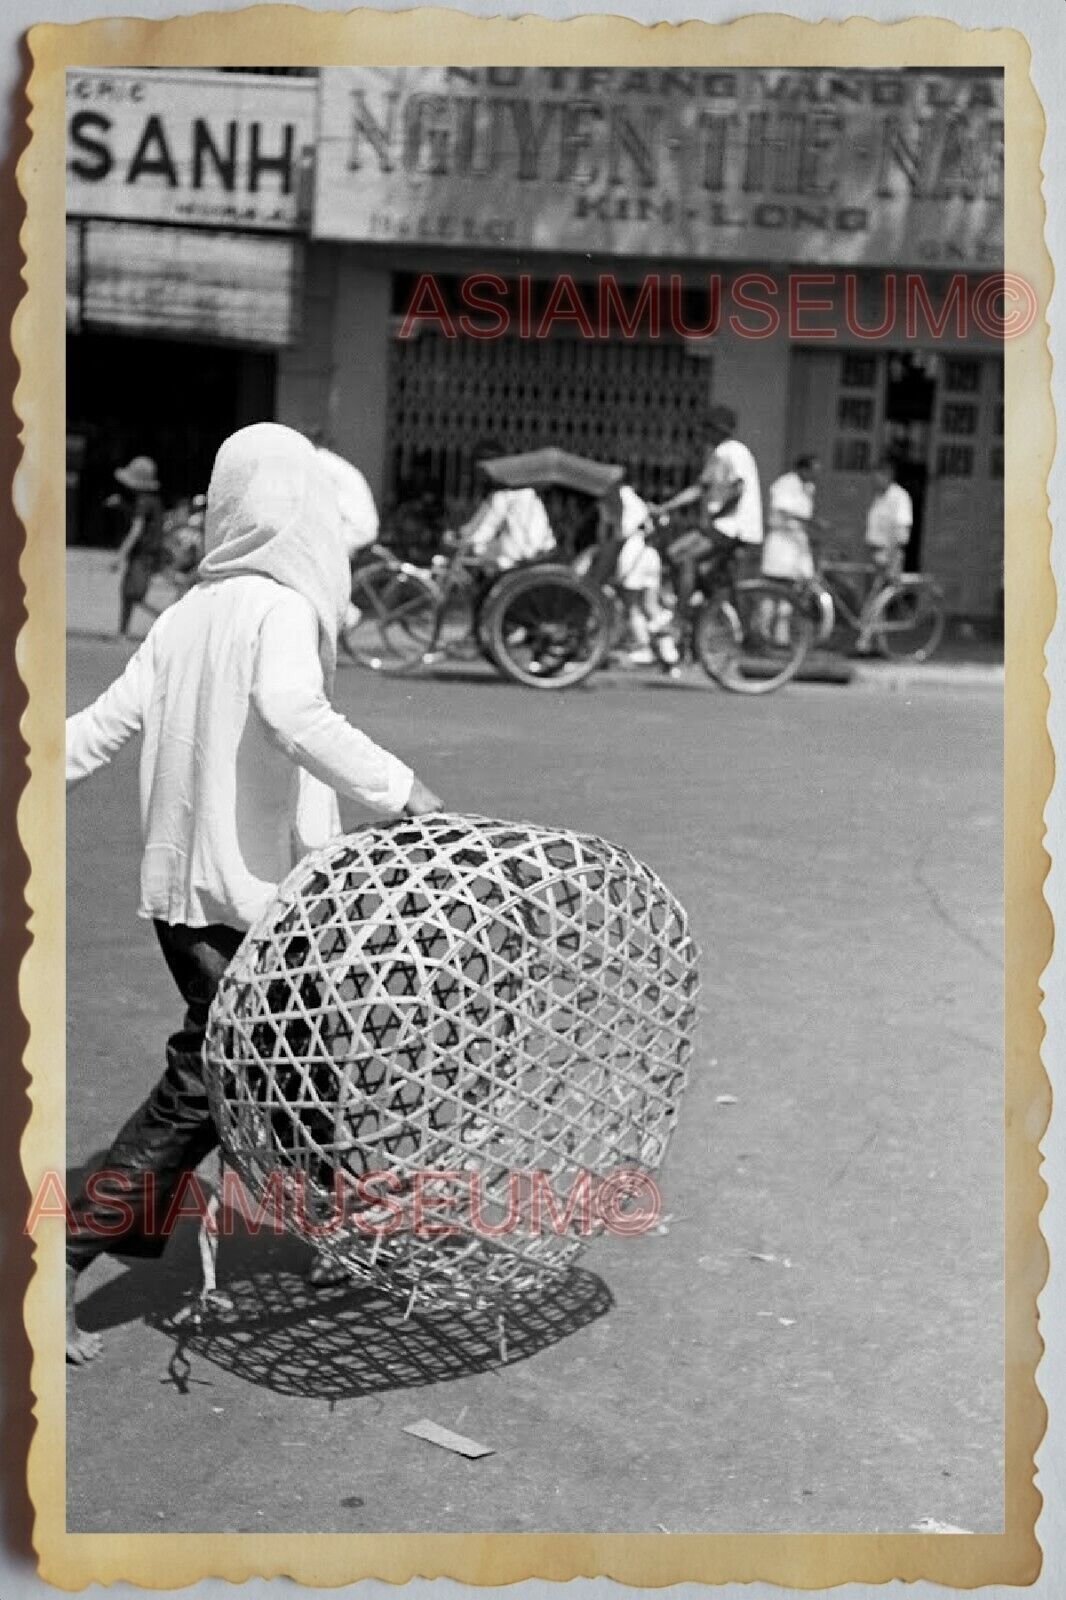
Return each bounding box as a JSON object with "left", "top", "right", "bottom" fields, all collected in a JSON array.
[{"left": 204, "top": 814, "right": 699, "bottom": 1314}]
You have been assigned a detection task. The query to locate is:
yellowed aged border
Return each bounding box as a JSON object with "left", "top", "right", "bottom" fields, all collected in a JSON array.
[{"left": 15, "top": 6, "right": 1052, "bottom": 1589}]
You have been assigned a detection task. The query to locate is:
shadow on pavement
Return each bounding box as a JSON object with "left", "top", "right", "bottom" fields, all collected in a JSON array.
[{"left": 76, "top": 1219, "right": 613, "bottom": 1400}]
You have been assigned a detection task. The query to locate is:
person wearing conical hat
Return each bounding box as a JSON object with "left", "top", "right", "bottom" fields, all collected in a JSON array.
[
  {"left": 110, "top": 454, "right": 165, "bottom": 638},
  {"left": 64, "top": 422, "right": 442, "bottom": 1364}
]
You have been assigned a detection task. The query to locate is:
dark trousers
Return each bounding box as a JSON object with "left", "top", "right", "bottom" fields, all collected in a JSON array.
[
  {"left": 119, "top": 553, "right": 156, "bottom": 635},
  {"left": 67, "top": 921, "right": 243, "bottom": 1270}
]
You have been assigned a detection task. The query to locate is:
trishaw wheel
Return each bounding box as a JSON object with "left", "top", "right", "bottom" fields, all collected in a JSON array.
[
  {"left": 341, "top": 561, "right": 438, "bottom": 674},
  {"left": 484, "top": 566, "right": 610, "bottom": 689}
]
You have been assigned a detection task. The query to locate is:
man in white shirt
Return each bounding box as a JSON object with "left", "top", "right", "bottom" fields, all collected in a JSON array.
[
  {"left": 762, "top": 455, "right": 822, "bottom": 581},
  {"left": 65, "top": 423, "right": 441, "bottom": 1363},
  {"left": 460, "top": 483, "right": 556, "bottom": 572},
  {"left": 660, "top": 404, "right": 763, "bottom": 612},
  {"left": 697, "top": 405, "right": 764, "bottom": 547},
  {"left": 865, "top": 457, "right": 914, "bottom": 577}
]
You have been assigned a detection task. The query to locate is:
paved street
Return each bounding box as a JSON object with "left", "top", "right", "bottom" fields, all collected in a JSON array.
[{"left": 65, "top": 638, "right": 1003, "bottom": 1535}]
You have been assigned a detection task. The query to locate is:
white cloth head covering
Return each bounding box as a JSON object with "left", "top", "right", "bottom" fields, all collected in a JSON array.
[
  {"left": 317, "top": 448, "right": 380, "bottom": 554},
  {"left": 200, "top": 422, "right": 350, "bottom": 677}
]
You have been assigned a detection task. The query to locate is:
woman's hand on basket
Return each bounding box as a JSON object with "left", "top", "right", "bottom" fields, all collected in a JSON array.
[{"left": 404, "top": 777, "right": 444, "bottom": 816}]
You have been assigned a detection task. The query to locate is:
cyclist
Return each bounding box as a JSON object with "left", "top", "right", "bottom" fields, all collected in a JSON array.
[
  {"left": 659, "top": 403, "right": 763, "bottom": 613},
  {"left": 576, "top": 482, "right": 680, "bottom": 675}
]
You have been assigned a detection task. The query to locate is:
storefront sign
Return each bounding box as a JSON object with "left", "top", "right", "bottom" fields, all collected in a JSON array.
[
  {"left": 66, "top": 220, "right": 302, "bottom": 345},
  {"left": 67, "top": 69, "right": 315, "bottom": 230},
  {"left": 313, "top": 67, "right": 1003, "bottom": 267}
]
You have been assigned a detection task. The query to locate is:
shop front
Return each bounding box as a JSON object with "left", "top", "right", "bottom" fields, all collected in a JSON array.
[
  {"left": 300, "top": 65, "right": 1004, "bottom": 615},
  {"left": 787, "top": 344, "right": 1003, "bottom": 616},
  {"left": 65, "top": 67, "right": 315, "bottom": 543}
]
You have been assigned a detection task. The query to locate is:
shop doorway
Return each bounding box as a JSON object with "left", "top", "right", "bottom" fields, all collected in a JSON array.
[
  {"left": 66, "top": 333, "right": 276, "bottom": 546},
  {"left": 883, "top": 352, "right": 937, "bottom": 573},
  {"left": 786, "top": 347, "right": 1003, "bottom": 617}
]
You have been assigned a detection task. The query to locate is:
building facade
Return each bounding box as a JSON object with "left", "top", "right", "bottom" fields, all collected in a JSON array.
[
  {"left": 65, "top": 67, "right": 314, "bottom": 541},
  {"left": 66, "top": 65, "right": 1005, "bottom": 617}
]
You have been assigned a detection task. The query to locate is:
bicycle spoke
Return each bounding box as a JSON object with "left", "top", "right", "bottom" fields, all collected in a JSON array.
[
  {"left": 354, "top": 583, "right": 392, "bottom": 622},
  {"left": 386, "top": 591, "right": 435, "bottom": 625},
  {"left": 489, "top": 571, "right": 607, "bottom": 688},
  {"left": 343, "top": 563, "right": 439, "bottom": 673}
]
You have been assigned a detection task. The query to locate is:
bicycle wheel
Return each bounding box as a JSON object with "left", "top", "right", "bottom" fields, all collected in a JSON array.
[
  {"left": 870, "top": 580, "right": 946, "bottom": 663},
  {"left": 695, "top": 578, "right": 815, "bottom": 695},
  {"left": 341, "top": 561, "right": 438, "bottom": 673},
  {"left": 484, "top": 566, "right": 611, "bottom": 689}
]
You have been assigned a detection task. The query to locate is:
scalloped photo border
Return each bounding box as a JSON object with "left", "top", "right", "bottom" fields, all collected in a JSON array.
[{"left": 13, "top": 7, "right": 1054, "bottom": 1588}]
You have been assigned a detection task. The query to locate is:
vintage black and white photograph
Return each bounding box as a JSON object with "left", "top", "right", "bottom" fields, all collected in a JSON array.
[{"left": 54, "top": 52, "right": 1016, "bottom": 1545}]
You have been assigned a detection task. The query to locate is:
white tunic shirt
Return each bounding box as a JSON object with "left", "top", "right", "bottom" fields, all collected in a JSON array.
[
  {"left": 865, "top": 483, "right": 914, "bottom": 551},
  {"left": 700, "top": 439, "right": 764, "bottom": 545},
  {"left": 66, "top": 576, "right": 414, "bottom": 930},
  {"left": 762, "top": 470, "right": 816, "bottom": 581},
  {"left": 462, "top": 488, "right": 556, "bottom": 569},
  {"left": 574, "top": 487, "right": 660, "bottom": 590},
  {"left": 613, "top": 488, "right": 661, "bottom": 591}
]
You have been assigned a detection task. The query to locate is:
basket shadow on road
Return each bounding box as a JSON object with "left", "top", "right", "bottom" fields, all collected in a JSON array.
[{"left": 74, "top": 1211, "right": 614, "bottom": 1401}]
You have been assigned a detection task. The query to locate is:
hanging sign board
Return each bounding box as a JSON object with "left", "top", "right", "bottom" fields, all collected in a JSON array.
[
  {"left": 67, "top": 68, "right": 315, "bottom": 231},
  {"left": 313, "top": 66, "right": 1003, "bottom": 267}
]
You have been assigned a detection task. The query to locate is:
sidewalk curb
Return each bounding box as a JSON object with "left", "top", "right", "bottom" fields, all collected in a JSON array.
[
  {"left": 69, "top": 630, "right": 1005, "bottom": 693},
  {"left": 848, "top": 661, "right": 1003, "bottom": 692}
]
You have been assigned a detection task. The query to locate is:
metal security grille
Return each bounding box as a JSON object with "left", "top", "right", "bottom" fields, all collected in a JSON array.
[{"left": 385, "top": 329, "right": 711, "bottom": 513}]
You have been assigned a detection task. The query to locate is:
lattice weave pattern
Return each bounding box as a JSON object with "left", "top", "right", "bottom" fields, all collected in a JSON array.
[{"left": 205, "top": 815, "right": 699, "bottom": 1312}]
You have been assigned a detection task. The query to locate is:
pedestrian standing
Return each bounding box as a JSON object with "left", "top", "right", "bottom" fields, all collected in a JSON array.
[
  {"left": 64, "top": 423, "right": 442, "bottom": 1363},
  {"left": 865, "top": 457, "right": 913, "bottom": 578},
  {"left": 110, "top": 455, "right": 165, "bottom": 638},
  {"left": 762, "top": 455, "right": 822, "bottom": 581},
  {"left": 755, "top": 455, "right": 825, "bottom": 649}
]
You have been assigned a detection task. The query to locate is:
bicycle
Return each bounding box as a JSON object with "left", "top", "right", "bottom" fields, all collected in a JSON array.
[
  {"left": 801, "top": 541, "right": 946, "bottom": 663},
  {"left": 344, "top": 508, "right": 815, "bottom": 698},
  {"left": 340, "top": 538, "right": 611, "bottom": 691},
  {"left": 639, "top": 510, "right": 817, "bottom": 696}
]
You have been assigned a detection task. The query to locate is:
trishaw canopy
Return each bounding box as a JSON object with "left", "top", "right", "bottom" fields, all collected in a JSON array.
[{"left": 479, "top": 448, "right": 626, "bottom": 498}]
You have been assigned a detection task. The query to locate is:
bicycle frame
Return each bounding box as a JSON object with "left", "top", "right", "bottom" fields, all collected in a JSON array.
[
  {"left": 419, "top": 544, "right": 484, "bottom": 659},
  {"left": 804, "top": 556, "right": 890, "bottom": 648},
  {"left": 803, "top": 551, "right": 945, "bottom": 657},
  {"left": 820, "top": 560, "right": 877, "bottom": 625},
  {"left": 358, "top": 539, "right": 481, "bottom": 660}
]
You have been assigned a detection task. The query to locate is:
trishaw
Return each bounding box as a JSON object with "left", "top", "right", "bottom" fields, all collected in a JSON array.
[
  {"left": 341, "top": 449, "right": 620, "bottom": 690},
  {"left": 342, "top": 449, "right": 817, "bottom": 694}
]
